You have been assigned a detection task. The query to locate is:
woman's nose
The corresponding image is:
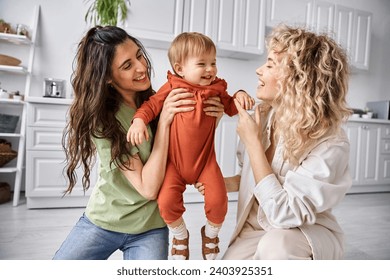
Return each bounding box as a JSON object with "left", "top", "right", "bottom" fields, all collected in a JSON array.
[
  {"left": 135, "top": 59, "right": 147, "bottom": 71},
  {"left": 256, "top": 67, "right": 262, "bottom": 76}
]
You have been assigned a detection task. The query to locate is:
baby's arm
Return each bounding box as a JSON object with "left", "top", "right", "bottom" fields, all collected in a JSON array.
[{"left": 127, "top": 118, "right": 149, "bottom": 146}]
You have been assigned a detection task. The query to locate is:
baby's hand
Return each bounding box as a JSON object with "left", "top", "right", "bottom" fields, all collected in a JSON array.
[
  {"left": 127, "top": 118, "right": 149, "bottom": 146},
  {"left": 234, "top": 90, "right": 255, "bottom": 110}
]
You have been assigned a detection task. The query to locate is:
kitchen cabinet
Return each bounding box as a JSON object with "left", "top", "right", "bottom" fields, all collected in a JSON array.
[
  {"left": 334, "top": 5, "right": 354, "bottom": 56},
  {"left": 311, "top": 1, "right": 334, "bottom": 34},
  {"left": 379, "top": 126, "right": 390, "bottom": 183},
  {"left": 182, "top": 0, "right": 215, "bottom": 36},
  {"left": 334, "top": 6, "right": 372, "bottom": 70},
  {"left": 350, "top": 9, "right": 372, "bottom": 70},
  {"left": 266, "top": 0, "right": 312, "bottom": 27},
  {"left": 125, "top": 0, "right": 185, "bottom": 49},
  {"left": 266, "top": 0, "right": 372, "bottom": 70},
  {"left": 266, "top": 0, "right": 335, "bottom": 33},
  {"left": 344, "top": 119, "right": 390, "bottom": 193},
  {"left": 125, "top": 0, "right": 266, "bottom": 59},
  {"left": 0, "top": 5, "right": 39, "bottom": 206},
  {"left": 25, "top": 101, "right": 96, "bottom": 208},
  {"left": 212, "top": 0, "right": 266, "bottom": 59}
]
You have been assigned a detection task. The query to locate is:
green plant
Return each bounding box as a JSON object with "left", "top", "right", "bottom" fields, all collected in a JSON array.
[{"left": 84, "top": 0, "right": 130, "bottom": 26}]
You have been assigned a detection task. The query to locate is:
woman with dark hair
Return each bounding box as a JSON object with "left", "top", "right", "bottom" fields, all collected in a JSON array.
[{"left": 53, "top": 26, "right": 223, "bottom": 260}]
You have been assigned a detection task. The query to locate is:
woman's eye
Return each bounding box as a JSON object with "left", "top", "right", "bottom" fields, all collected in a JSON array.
[
  {"left": 137, "top": 50, "right": 145, "bottom": 59},
  {"left": 124, "top": 63, "right": 132, "bottom": 69}
]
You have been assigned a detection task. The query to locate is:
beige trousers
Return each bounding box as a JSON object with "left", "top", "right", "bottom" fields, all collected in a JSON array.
[{"left": 222, "top": 228, "right": 313, "bottom": 260}]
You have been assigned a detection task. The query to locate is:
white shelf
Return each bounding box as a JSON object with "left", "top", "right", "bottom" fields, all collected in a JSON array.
[
  {"left": 0, "top": 65, "right": 28, "bottom": 74},
  {"left": 0, "top": 133, "right": 22, "bottom": 138},
  {"left": 0, "top": 5, "right": 40, "bottom": 206},
  {"left": 0, "top": 98, "right": 26, "bottom": 105},
  {"left": 0, "top": 33, "right": 32, "bottom": 45},
  {"left": 0, "top": 167, "right": 18, "bottom": 173}
]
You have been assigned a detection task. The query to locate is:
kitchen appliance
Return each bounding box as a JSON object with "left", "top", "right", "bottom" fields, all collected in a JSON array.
[
  {"left": 366, "top": 100, "right": 390, "bottom": 120},
  {"left": 43, "top": 78, "right": 65, "bottom": 98}
]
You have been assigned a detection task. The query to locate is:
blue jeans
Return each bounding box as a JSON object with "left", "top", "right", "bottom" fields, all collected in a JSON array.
[{"left": 53, "top": 214, "right": 168, "bottom": 260}]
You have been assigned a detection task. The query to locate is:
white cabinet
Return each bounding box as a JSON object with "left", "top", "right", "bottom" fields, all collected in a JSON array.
[
  {"left": 378, "top": 126, "right": 390, "bottom": 184},
  {"left": 125, "top": 0, "right": 266, "bottom": 59},
  {"left": 213, "top": 0, "right": 266, "bottom": 58},
  {"left": 266, "top": 0, "right": 372, "bottom": 70},
  {"left": 266, "top": 0, "right": 334, "bottom": 32},
  {"left": 344, "top": 120, "right": 390, "bottom": 193},
  {"left": 25, "top": 102, "right": 96, "bottom": 208},
  {"left": 0, "top": 5, "right": 39, "bottom": 206},
  {"left": 125, "top": 0, "right": 185, "bottom": 48},
  {"left": 183, "top": 0, "right": 215, "bottom": 36},
  {"left": 266, "top": 0, "right": 312, "bottom": 27},
  {"left": 311, "top": 1, "right": 334, "bottom": 34},
  {"left": 350, "top": 10, "right": 372, "bottom": 70},
  {"left": 334, "top": 6, "right": 372, "bottom": 70},
  {"left": 334, "top": 5, "right": 354, "bottom": 55}
]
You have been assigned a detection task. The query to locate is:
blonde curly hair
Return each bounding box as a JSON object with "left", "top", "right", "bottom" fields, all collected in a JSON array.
[{"left": 267, "top": 25, "right": 352, "bottom": 164}]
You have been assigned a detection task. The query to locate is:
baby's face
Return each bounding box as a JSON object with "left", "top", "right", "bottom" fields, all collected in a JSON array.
[{"left": 178, "top": 52, "right": 217, "bottom": 86}]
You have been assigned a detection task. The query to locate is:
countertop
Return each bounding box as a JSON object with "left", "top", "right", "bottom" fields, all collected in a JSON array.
[
  {"left": 347, "top": 116, "right": 390, "bottom": 124},
  {"left": 26, "top": 96, "right": 72, "bottom": 105}
]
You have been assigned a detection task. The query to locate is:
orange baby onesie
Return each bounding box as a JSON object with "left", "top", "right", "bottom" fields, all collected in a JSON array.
[{"left": 134, "top": 71, "right": 238, "bottom": 224}]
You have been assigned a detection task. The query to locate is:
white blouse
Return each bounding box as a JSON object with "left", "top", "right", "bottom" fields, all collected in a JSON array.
[{"left": 230, "top": 109, "right": 352, "bottom": 259}]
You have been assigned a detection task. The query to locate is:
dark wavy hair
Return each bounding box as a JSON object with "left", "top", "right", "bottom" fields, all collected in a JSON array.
[{"left": 62, "top": 26, "right": 158, "bottom": 194}]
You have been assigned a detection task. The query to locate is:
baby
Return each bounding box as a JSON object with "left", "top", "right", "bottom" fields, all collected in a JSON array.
[{"left": 127, "top": 32, "right": 254, "bottom": 260}]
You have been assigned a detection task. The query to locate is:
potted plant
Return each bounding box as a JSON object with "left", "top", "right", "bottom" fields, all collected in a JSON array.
[{"left": 84, "top": 0, "right": 131, "bottom": 26}]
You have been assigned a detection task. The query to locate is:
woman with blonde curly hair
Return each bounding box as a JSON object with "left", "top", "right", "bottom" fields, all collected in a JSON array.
[{"left": 197, "top": 25, "right": 352, "bottom": 259}]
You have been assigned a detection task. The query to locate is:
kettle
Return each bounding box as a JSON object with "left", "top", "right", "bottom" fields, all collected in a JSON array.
[
  {"left": 44, "top": 78, "right": 65, "bottom": 98},
  {"left": 50, "top": 82, "right": 60, "bottom": 97}
]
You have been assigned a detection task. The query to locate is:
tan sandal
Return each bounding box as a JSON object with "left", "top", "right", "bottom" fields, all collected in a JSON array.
[
  {"left": 201, "top": 226, "right": 220, "bottom": 260},
  {"left": 171, "top": 231, "right": 189, "bottom": 260}
]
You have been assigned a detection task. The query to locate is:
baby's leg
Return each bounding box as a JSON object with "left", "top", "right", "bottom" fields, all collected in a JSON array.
[
  {"left": 198, "top": 162, "right": 227, "bottom": 260},
  {"left": 157, "top": 162, "right": 189, "bottom": 260}
]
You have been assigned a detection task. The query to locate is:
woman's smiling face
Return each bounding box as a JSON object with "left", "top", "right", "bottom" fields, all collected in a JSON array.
[
  {"left": 109, "top": 38, "right": 151, "bottom": 95},
  {"left": 255, "top": 50, "right": 283, "bottom": 104}
]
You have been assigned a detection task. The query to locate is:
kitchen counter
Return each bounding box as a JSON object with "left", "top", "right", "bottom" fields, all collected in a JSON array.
[
  {"left": 348, "top": 117, "right": 390, "bottom": 124},
  {"left": 26, "top": 96, "right": 72, "bottom": 105}
]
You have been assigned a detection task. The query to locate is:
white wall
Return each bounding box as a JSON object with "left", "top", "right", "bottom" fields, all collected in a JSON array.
[{"left": 1, "top": 0, "right": 389, "bottom": 110}]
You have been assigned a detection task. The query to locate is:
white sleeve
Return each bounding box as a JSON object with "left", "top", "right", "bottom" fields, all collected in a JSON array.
[{"left": 253, "top": 135, "right": 352, "bottom": 228}]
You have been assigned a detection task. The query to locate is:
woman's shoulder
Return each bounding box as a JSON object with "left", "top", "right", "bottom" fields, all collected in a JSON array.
[
  {"left": 322, "top": 128, "right": 350, "bottom": 148},
  {"left": 116, "top": 103, "right": 136, "bottom": 126},
  {"left": 298, "top": 128, "right": 350, "bottom": 164}
]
